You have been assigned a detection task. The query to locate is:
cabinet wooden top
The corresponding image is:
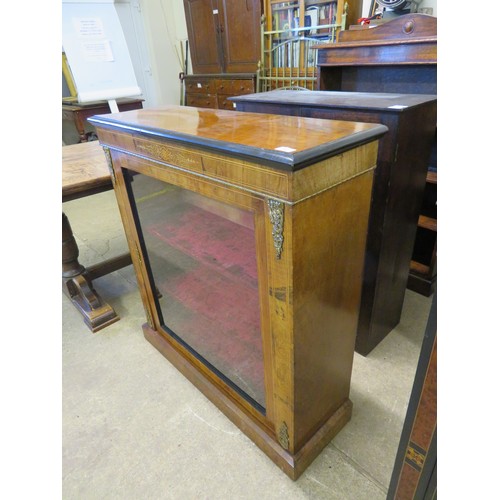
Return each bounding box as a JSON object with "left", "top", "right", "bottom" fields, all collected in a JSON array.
[
  {"left": 89, "top": 105, "right": 387, "bottom": 172},
  {"left": 230, "top": 90, "right": 437, "bottom": 111}
]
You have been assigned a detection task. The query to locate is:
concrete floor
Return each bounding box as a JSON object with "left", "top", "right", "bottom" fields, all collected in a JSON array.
[{"left": 62, "top": 187, "right": 433, "bottom": 499}]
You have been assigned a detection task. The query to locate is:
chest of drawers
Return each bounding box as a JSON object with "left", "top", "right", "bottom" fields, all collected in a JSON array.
[{"left": 184, "top": 74, "right": 256, "bottom": 110}]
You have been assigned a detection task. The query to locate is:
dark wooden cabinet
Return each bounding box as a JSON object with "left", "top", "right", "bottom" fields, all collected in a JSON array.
[
  {"left": 315, "top": 14, "right": 437, "bottom": 94},
  {"left": 184, "top": 0, "right": 222, "bottom": 74},
  {"left": 184, "top": 0, "right": 261, "bottom": 75},
  {"left": 89, "top": 105, "right": 387, "bottom": 479},
  {"left": 314, "top": 14, "right": 437, "bottom": 297},
  {"left": 409, "top": 166, "right": 436, "bottom": 296},
  {"left": 62, "top": 98, "right": 143, "bottom": 143},
  {"left": 183, "top": 0, "right": 261, "bottom": 109},
  {"left": 184, "top": 73, "right": 256, "bottom": 110},
  {"left": 230, "top": 90, "right": 436, "bottom": 355}
]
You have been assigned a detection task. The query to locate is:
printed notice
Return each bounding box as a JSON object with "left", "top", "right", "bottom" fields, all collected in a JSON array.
[
  {"left": 74, "top": 17, "right": 105, "bottom": 38},
  {"left": 81, "top": 40, "right": 114, "bottom": 62}
]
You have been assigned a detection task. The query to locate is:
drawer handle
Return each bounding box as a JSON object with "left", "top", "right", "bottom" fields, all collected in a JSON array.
[{"left": 403, "top": 20, "right": 415, "bottom": 34}]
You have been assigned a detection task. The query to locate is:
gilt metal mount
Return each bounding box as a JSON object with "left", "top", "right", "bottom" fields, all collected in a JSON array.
[
  {"left": 278, "top": 421, "right": 289, "bottom": 450},
  {"left": 267, "top": 199, "right": 284, "bottom": 260}
]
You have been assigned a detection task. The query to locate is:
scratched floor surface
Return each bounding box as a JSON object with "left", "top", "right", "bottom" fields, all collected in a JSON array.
[{"left": 62, "top": 174, "right": 433, "bottom": 499}]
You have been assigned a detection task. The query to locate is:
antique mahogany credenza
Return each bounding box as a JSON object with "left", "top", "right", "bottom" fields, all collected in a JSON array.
[
  {"left": 230, "top": 90, "right": 437, "bottom": 355},
  {"left": 89, "top": 106, "right": 387, "bottom": 479},
  {"left": 62, "top": 98, "right": 144, "bottom": 143},
  {"left": 315, "top": 14, "right": 438, "bottom": 297}
]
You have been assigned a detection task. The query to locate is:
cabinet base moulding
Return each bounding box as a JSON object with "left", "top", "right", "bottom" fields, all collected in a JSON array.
[
  {"left": 143, "top": 323, "right": 353, "bottom": 480},
  {"left": 407, "top": 271, "right": 436, "bottom": 297}
]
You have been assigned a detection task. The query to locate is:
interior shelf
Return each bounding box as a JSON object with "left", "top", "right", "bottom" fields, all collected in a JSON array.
[{"left": 417, "top": 215, "right": 437, "bottom": 232}]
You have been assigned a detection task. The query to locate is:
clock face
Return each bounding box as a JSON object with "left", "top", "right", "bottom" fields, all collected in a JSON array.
[{"left": 377, "top": 0, "right": 409, "bottom": 9}]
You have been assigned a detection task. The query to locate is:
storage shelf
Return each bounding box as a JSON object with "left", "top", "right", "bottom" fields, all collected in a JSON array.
[
  {"left": 410, "top": 260, "right": 430, "bottom": 276},
  {"left": 417, "top": 215, "right": 436, "bottom": 232}
]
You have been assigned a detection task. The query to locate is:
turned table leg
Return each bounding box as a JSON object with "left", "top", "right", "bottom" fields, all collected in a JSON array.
[
  {"left": 74, "top": 113, "right": 89, "bottom": 143},
  {"left": 62, "top": 212, "right": 121, "bottom": 332},
  {"left": 62, "top": 212, "right": 85, "bottom": 278}
]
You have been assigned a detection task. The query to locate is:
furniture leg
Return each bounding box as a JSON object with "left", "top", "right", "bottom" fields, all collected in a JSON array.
[
  {"left": 62, "top": 211, "right": 121, "bottom": 332},
  {"left": 62, "top": 212, "right": 85, "bottom": 278},
  {"left": 74, "top": 113, "right": 88, "bottom": 143}
]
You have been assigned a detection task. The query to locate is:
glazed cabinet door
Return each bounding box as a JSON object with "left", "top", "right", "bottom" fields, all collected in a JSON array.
[
  {"left": 218, "top": 0, "right": 261, "bottom": 73},
  {"left": 123, "top": 170, "right": 271, "bottom": 416},
  {"left": 184, "top": 0, "right": 223, "bottom": 74}
]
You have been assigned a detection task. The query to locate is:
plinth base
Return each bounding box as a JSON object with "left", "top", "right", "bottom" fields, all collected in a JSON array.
[
  {"left": 63, "top": 274, "right": 120, "bottom": 333},
  {"left": 143, "top": 323, "right": 353, "bottom": 480}
]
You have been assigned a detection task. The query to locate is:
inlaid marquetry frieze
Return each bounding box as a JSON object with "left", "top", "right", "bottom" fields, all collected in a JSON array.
[
  {"left": 404, "top": 441, "right": 427, "bottom": 472},
  {"left": 133, "top": 138, "right": 200, "bottom": 168}
]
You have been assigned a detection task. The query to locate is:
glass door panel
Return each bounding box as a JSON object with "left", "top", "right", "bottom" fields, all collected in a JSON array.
[{"left": 126, "top": 172, "right": 266, "bottom": 411}]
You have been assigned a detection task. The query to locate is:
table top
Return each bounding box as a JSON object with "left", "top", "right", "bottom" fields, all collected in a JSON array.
[
  {"left": 230, "top": 90, "right": 437, "bottom": 112},
  {"left": 62, "top": 98, "right": 144, "bottom": 112},
  {"left": 89, "top": 105, "right": 388, "bottom": 171},
  {"left": 62, "top": 141, "right": 111, "bottom": 200}
]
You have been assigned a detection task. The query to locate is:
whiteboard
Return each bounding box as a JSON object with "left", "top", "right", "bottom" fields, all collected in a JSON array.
[{"left": 62, "top": 0, "right": 142, "bottom": 103}]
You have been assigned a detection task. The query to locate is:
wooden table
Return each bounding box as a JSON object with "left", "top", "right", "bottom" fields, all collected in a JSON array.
[
  {"left": 89, "top": 105, "right": 387, "bottom": 479},
  {"left": 230, "top": 90, "right": 437, "bottom": 355},
  {"left": 62, "top": 141, "right": 132, "bottom": 332},
  {"left": 62, "top": 98, "right": 144, "bottom": 143}
]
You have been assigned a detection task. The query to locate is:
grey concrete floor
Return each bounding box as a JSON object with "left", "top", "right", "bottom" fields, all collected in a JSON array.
[{"left": 62, "top": 188, "right": 433, "bottom": 499}]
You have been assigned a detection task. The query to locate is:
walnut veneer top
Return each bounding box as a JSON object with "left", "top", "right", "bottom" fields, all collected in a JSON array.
[{"left": 89, "top": 105, "right": 387, "bottom": 171}]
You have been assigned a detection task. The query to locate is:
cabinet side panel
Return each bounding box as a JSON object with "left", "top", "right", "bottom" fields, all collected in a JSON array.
[
  {"left": 292, "top": 170, "right": 374, "bottom": 450},
  {"left": 358, "top": 104, "right": 436, "bottom": 353}
]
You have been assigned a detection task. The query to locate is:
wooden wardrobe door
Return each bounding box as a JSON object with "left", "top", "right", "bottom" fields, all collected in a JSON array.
[
  {"left": 184, "top": 0, "right": 223, "bottom": 74},
  {"left": 218, "top": 0, "right": 260, "bottom": 73}
]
